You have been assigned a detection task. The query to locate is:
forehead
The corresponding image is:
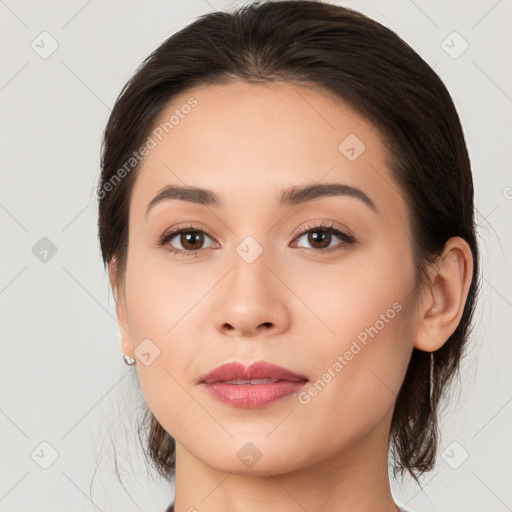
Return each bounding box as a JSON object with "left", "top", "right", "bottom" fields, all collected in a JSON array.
[{"left": 131, "top": 80, "right": 406, "bottom": 221}]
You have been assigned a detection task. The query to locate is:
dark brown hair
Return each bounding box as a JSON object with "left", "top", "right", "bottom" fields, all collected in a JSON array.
[{"left": 98, "top": 0, "right": 479, "bottom": 483}]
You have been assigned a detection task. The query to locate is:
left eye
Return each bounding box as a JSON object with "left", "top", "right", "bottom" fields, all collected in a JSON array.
[{"left": 292, "top": 223, "right": 355, "bottom": 252}]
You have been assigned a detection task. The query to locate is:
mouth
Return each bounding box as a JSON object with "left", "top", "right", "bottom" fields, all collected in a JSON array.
[
  {"left": 222, "top": 378, "right": 284, "bottom": 385},
  {"left": 199, "top": 361, "right": 308, "bottom": 408}
]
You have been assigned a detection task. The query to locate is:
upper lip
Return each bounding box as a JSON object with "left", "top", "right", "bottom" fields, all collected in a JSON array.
[{"left": 199, "top": 361, "right": 308, "bottom": 384}]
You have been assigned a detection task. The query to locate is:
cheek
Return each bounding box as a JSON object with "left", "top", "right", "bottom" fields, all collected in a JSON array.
[
  {"left": 292, "top": 239, "right": 415, "bottom": 345},
  {"left": 289, "top": 243, "right": 416, "bottom": 408},
  {"left": 123, "top": 236, "right": 205, "bottom": 341},
  {"left": 122, "top": 246, "right": 239, "bottom": 435}
]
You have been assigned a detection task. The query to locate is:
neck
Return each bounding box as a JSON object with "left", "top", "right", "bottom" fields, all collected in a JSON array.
[{"left": 173, "top": 414, "right": 399, "bottom": 512}]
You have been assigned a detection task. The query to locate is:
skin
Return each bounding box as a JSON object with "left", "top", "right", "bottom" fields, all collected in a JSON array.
[{"left": 110, "top": 80, "right": 473, "bottom": 512}]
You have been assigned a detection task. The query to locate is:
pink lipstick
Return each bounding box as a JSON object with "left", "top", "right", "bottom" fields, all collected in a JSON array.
[{"left": 199, "top": 361, "right": 308, "bottom": 408}]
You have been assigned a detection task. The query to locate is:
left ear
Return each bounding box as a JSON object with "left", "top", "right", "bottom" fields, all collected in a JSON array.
[{"left": 413, "top": 236, "right": 474, "bottom": 352}]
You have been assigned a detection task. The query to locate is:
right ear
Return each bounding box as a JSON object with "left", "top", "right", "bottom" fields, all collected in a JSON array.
[{"left": 108, "top": 259, "right": 135, "bottom": 358}]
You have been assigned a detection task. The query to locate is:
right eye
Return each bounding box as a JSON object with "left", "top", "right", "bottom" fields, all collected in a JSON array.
[{"left": 158, "top": 224, "right": 219, "bottom": 257}]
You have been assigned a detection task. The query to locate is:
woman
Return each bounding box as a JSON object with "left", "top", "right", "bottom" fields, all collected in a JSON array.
[{"left": 97, "top": 1, "right": 479, "bottom": 510}]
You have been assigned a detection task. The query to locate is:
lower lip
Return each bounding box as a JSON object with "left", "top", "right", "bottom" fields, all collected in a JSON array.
[{"left": 202, "top": 380, "right": 308, "bottom": 408}]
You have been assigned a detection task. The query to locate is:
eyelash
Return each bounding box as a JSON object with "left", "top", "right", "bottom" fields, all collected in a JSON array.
[{"left": 157, "top": 221, "right": 356, "bottom": 258}]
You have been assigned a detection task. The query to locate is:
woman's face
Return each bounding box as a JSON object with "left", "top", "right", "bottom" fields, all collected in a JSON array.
[{"left": 115, "top": 80, "right": 421, "bottom": 474}]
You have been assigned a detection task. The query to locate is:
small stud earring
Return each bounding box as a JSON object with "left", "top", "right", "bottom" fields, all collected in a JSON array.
[{"left": 123, "top": 354, "right": 136, "bottom": 366}]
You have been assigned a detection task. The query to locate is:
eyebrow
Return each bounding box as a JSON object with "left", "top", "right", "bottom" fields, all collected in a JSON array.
[{"left": 146, "top": 182, "right": 378, "bottom": 216}]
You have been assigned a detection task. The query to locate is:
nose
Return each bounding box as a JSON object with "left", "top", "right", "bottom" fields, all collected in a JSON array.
[{"left": 213, "top": 250, "right": 291, "bottom": 339}]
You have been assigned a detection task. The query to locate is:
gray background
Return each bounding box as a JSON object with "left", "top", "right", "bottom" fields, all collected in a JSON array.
[{"left": 1, "top": 0, "right": 511, "bottom": 511}]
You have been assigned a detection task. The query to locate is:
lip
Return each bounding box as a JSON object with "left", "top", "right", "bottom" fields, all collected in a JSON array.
[{"left": 199, "top": 361, "right": 309, "bottom": 408}]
